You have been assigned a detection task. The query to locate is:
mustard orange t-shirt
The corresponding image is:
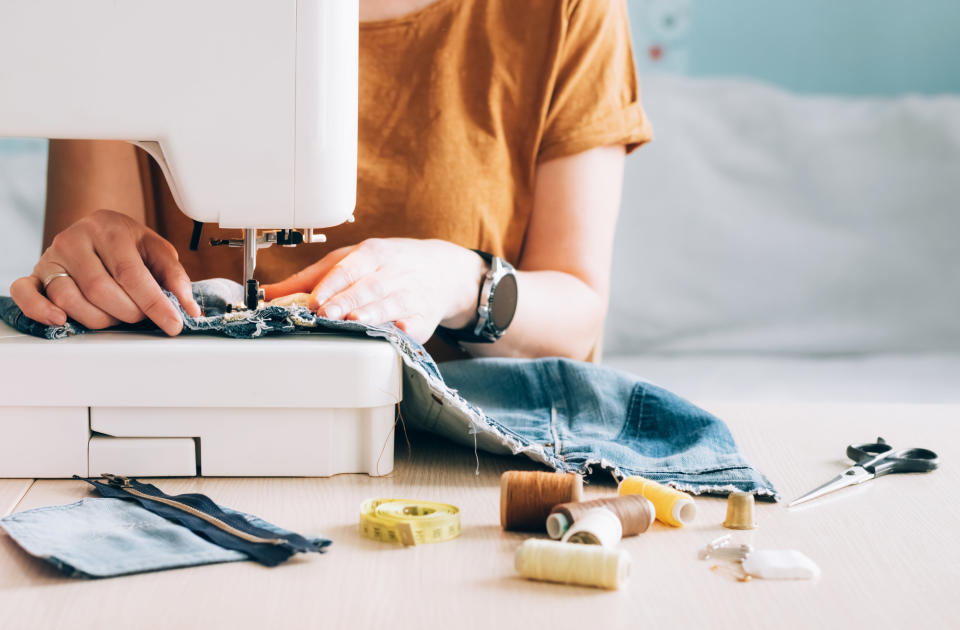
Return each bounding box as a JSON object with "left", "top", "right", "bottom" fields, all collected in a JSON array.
[
  {"left": 138, "top": 0, "right": 651, "bottom": 356},
  {"left": 140, "top": 0, "right": 651, "bottom": 274}
]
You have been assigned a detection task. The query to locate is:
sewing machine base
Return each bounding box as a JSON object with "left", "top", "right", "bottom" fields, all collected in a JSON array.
[{"left": 0, "top": 322, "right": 402, "bottom": 478}]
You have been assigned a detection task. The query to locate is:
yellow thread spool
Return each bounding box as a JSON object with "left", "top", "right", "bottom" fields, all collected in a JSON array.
[{"left": 618, "top": 476, "right": 697, "bottom": 527}]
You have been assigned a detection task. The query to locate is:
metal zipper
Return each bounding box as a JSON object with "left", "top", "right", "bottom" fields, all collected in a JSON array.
[{"left": 101, "top": 474, "right": 288, "bottom": 546}]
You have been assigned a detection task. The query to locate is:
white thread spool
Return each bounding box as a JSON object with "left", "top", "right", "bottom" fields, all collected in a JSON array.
[
  {"left": 546, "top": 512, "right": 571, "bottom": 540},
  {"left": 560, "top": 507, "right": 623, "bottom": 548},
  {"left": 515, "top": 539, "right": 631, "bottom": 590}
]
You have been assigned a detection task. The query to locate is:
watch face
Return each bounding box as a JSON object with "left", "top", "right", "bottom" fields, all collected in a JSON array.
[{"left": 490, "top": 272, "right": 518, "bottom": 331}]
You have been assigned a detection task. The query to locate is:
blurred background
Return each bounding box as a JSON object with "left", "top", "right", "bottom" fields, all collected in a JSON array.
[
  {"left": 629, "top": 0, "right": 960, "bottom": 94},
  {"left": 2, "top": 0, "right": 959, "bottom": 402}
]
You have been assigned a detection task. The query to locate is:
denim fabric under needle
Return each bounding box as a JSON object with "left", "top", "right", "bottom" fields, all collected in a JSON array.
[{"left": 0, "top": 280, "right": 777, "bottom": 498}]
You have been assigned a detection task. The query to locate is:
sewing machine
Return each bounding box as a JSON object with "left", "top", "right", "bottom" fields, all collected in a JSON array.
[{"left": 0, "top": 1, "right": 402, "bottom": 478}]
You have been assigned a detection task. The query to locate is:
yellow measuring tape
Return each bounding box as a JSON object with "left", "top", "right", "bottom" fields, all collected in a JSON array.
[{"left": 359, "top": 498, "right": 461, "bottom": 546}]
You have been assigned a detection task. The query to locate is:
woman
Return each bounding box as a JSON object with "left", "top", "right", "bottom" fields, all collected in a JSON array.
[{"left": 10, "top": 0, "right": 651, "bottom": 362}]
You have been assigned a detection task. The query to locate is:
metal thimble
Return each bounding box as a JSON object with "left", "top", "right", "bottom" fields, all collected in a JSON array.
[{"left": 722, "top": 491, "right": 757, "bottom": 530}]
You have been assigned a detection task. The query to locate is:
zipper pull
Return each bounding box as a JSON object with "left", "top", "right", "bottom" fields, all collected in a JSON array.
[{"left": 101, "top": 473, "right": 131, "bottom": 488}]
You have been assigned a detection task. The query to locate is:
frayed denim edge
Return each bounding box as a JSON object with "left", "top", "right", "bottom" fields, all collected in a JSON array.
[{"left": 576, "top": 456, "right": 781, "bottom": 501}]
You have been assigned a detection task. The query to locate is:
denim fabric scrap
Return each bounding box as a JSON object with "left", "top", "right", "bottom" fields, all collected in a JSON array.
[
  {"left": 82, "top": 476, "right": 329, "bottom": 567},
  {"left": 0, "top": 497, "right": 330, "bottom": 578},
  {"left": 0, "top": 280, "right": 778, "bottom": 499}
]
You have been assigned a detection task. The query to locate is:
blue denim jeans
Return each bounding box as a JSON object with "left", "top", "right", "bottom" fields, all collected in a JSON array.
[
  {"left": 0, "top": 496, "right": 329, "bottom": 578},
  {"left": 0, "top": 280, "right": 777, "bottom": 498}
]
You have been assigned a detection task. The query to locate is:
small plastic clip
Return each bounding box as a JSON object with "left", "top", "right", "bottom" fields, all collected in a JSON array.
[
  {"left": 699, "top": 534, "right": 752, "bottom": 561},
  {"left": 699, "top": 534, "right": 730, "bottom": 559}
]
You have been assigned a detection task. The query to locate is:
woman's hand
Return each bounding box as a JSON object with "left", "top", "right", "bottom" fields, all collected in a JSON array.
[
  {"left": 9, "top": 209, "right": 201, "bottom": 335},
  {"left": 263, "top": 238, "right": 486, "bottom": 343}
]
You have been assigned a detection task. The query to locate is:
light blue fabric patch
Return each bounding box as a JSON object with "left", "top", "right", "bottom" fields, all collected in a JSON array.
[
  {"left": 0, "top": 498, "right": 325, "bottom": 578},
  {"left": 1, "top": 498, "right": 245, "bottom": 577}
]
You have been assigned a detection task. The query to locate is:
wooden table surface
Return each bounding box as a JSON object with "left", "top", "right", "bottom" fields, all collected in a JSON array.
[{"left": 1, "top": 402, "right": 957, "bottom": 630}]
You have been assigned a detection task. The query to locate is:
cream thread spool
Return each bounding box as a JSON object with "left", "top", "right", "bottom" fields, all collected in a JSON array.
[
  {"left": 515, "top": 539, "right": 631, "bottom": 590},
  {"left": 547, "top": 495, "right": 656, "bottom": 539},
  {"left": 560, "top": 507, "right": 623, "bottom": 548},
  {"left": 618, "top": 476, "right": 697, "bottom": 527},
  {"left": 500, "top": 471, "right": 583, "bottom": 532}
]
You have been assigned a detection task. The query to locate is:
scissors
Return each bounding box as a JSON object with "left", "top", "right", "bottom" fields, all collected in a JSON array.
[{"left": 788, "top": 437, "right": 938, "bottom": 507}]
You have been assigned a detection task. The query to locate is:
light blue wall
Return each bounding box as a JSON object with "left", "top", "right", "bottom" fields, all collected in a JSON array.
[
  {"left": 0, "top": 138, "right": 44, "bottom": 153},
  {"left": 629, "top": 0, "right": 960, "bottom": 95}
]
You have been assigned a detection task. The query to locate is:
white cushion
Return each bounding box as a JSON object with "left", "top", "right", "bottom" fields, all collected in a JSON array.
[
  {"left": 606, "top": 75, "right": 960, "bottom": 355},
  {"left": 603, "top": 353, "right": 960, "bottom": 404}
]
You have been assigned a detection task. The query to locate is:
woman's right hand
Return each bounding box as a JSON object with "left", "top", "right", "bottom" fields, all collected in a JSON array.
[{"left": 9, "top": 209, "right": 201, "bottom": 335}]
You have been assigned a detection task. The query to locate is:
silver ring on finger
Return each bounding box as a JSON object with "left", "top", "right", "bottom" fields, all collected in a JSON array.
[{"left": 40, "top": 272, "right": 71, "bottom": 294}]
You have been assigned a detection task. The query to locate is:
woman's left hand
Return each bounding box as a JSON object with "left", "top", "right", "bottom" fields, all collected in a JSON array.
[{"left": 262, "top": 238, "right": 487, "bottom": 343}]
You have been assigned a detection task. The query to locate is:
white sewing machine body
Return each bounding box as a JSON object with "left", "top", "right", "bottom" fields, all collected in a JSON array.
[
  {"left": 0, "top": 0, "right": 358, "bottom": 228},
  {"left": 0, "top": 320, "right": 401, "bottom": 478},
  {"left": 0, "top": 1, "right": 403, "bottom": 478}
]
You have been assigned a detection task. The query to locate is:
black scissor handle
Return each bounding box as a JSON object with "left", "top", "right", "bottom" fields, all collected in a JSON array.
[
  {"left": 847, "top": 437, "right": 938, "bottom": 477},
  {"left": 847, "top": 437, "right": 892, "bottom": 464},
  {"left": 872, "top": 448, "right": 939, "bottom": 477}
]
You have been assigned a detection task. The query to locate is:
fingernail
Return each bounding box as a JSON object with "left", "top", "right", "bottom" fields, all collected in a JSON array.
[
  {"left": 165, "top": 318, "right": 183, "bottom": 335},
  {"left": 322, "top": 304, "right": 341, "bottom": 320}
]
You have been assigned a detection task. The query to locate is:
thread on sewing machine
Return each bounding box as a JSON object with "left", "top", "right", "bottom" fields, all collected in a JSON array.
[
  {"left": 546, "top": 495, "right": 655, "bottom": 539},
  {"left": 515, "top": 539, "right": 631, "bottom": 590},
  {"left": 500, "top": 471, "right": 582, "bottom": 531},
  {"left": 374, "top": 403, "right": 411, "bottom": 477},
  {"left": 618, "top": 476, "right": 697, "bottom": 527},
  {"left": 560, "top": 507, "right": 623, "bottom": 547}
]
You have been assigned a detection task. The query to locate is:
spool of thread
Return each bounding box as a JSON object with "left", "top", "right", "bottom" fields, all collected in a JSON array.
[
  {"left": 618, "top": 476, "right": 697, "bottom": 527},
  {"left": 546, "top": 495, "right": 655, "bottom": 540},
  {"left": 722, "top": 491, "right": 757, "bottom": 530},
  {"left": 500, "top": 471, "right": 582, "bottom": 532},
  {"left": 560, "top": 507, "right": 623, "bottom": 548},
  {"left": 515, "top": 539, "right": 631, "bottom": 590}
]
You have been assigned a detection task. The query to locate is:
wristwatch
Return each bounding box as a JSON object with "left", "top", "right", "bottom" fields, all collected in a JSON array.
[{"left": 440, "top": 250, "right": 518, "bottom": 343}]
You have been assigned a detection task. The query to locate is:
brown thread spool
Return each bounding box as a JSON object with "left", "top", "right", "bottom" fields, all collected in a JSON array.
[
  {"left": 547, "top": 495, "right": 656, "bottom": 539},
  {"left": 500, "top": 471, "right": 583, "bottom": 531}
]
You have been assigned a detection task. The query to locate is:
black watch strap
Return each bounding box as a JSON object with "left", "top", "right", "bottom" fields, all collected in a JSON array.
[{"left": 471, "top": 249, "right": 493, "bottom": 263}]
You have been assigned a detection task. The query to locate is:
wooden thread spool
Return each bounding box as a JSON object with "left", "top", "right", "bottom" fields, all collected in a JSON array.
[
  {"left": 560, "top": 507, "right": 623, "bottom": 548},
  {"left": 500, "top": 471, "right": 582, "bottom": 532},
  {"left": 547, "top": 495, "right": 656, "bottom": 539},
  {"left": 618, "top": 476, "right": 697, "bottom": 527},
  {"left": 515, "top": 539, "right": 631, "bottom": 590}
]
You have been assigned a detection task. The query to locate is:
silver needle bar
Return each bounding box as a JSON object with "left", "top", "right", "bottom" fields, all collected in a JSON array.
[{"left": 242, "top": 228, "right": 259, "bottom": 310}]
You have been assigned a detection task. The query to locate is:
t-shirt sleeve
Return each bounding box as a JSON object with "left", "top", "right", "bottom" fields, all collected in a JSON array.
[{"left": 538, "top": 0, "right": 652, "bottom": 163}]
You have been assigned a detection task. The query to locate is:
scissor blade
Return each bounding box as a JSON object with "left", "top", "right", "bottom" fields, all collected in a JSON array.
[{"left": 788, "top": 467, "right": 873, "bottom": 507}]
